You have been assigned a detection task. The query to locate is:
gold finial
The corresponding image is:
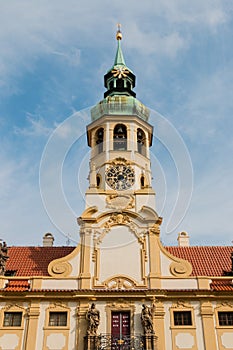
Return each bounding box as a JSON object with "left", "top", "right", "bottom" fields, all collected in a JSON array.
[{"left": 116, "top": 23, "right": 122, "bottom": 40}]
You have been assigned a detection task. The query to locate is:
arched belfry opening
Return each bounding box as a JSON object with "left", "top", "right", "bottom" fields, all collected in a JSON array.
[
  {"left": 137, "top": 128, "right": 146, "bottom": 156},
  {"left": 96, "top": 174, "right": 101, "bottom": 188},
  {"left": 140, "top": 175, "right": 145, "bottom": 189},
  {"left": 113, "top": 124, "right": 127, "bottom": 150},
  {"left": 95, "top": 128, "right": 104, "bottom": 153}
]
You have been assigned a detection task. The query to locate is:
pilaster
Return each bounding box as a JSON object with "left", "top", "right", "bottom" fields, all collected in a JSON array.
[
  {"left": 200, "top": 301, "right": 217, "bottom": 350},
  {"left": 153, "top": 301, "right": 165, "bottom": 350},
  {"left": 78, "top": 227, "right": 92, "bottom": 289},
  {"left": 76, "top": 302, "right": 89, "bottom": 350},
  {"left": 24, "top": 302, "right": 40, "bottom": 350},
  {"left": 148, "top": 225, "right": 161, "bottom": 288}
]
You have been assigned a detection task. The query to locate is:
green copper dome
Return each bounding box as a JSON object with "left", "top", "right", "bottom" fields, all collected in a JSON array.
[{"left": 91, "top": 95, "right": 150, "bottom": 122}]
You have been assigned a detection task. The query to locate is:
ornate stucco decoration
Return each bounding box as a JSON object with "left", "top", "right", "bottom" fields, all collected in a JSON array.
[
  {"left": 169, "top": 260, "right": 192, "bottom": 277},
  {"left": 109, "top": 157, "right": 131, "bottom": 166},
  {"left": 48, "top": 245, "right": 80, "bottom": 278},
  {"left": 48, "top": 261, "right": 72, "bottom": 277},
  {"left": 157, "top": 239, "right": 193, "bottom": 277},
  {"left": 172, "top": 300, "right": 191, "bottom": 309},
  {"left": 217, "top": 302, "right": 233, "bottom": 309},
  {"left": 106, "top": 194, "right": 135, "bottom": 210},
  {"left": 149, "top": 223, "right": 161, "bottom": 235},
  {"left": 104, "top": 213, "right": 131, "bottom": 228},
  {"left": 93, "top": 213, "right": 146, "bottom": 246},
  {"left": 4, "top": 303, "right": 26, "bottom": 312},
  {"left": 103, "top": 275, "right": 140, "bottom": 290}
]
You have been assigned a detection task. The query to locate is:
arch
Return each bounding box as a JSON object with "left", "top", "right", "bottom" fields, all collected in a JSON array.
[
  {"left": 96, "top": 174, "right": 101, "bottom": 188},
  {"left": 137, "top": 128, "right": 146, "bottom": 156},
  {"left": 95, "top": 127, "right": 104, "bottom": 153},
  {"left": 140, "top": 175, "right": 145, "bottom": 188},
  {"left": 113, "top": 124, "right": 127, "bottom": 150}
]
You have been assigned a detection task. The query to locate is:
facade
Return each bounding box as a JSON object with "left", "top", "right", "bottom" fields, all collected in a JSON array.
[{"left": 0, "top": 29, "right": 233, "bottom": 350}]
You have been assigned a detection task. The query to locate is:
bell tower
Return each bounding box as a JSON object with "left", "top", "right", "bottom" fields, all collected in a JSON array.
[
  {"left": 75, "top": 27, "right": 163, "bottom": 290},
  {"left": 86, "top": 26, "right": 156, "bottom": 213}
]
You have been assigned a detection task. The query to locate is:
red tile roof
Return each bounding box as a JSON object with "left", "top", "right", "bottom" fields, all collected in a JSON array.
[
  {"left": 210, "top": 279, "right": 233, "bottom": 291},
  {"left": 4, "top": 279, "right": 30, "bottom": 292},
  {"left": 5, "top": 245, "right": 232, "bottom": 278},
  {"left": 166, "top": 246, "right": 232, "bottom": 276},
  {"left": 6, "top": 246, "right": 75, "bottom": 276}
]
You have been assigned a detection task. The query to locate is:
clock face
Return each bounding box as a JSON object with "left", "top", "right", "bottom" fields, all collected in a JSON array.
[{"left": 105, "top": 164, "right": 135, "bottom": 191}]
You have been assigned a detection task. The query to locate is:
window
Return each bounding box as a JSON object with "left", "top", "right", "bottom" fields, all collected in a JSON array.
[
  {"left": 3, "top": 312, "right": 22, "bottom": 327},
  {"left": 174, "top": 311, "right": 192, "bottom": 326},
  {"left": 49, "top": 311, "right": 67, "bottom": 326},
  {"left": 137, "top": 129, "right": 146, "bottom": 156},
  {"left": 140, "top": 175, "right": 145, "bottom": 188},
  {"left": 95, "top": 128, "right": 104, "bottom": 153},
  {"left": 113, "top": 124, "right": 127, "bottom": 150},
  {"left": 96, "top": 174, "right": 101, "bottom": 188},
  {"left": 218, "top": 312, "right": 233, "bottom": 326}
]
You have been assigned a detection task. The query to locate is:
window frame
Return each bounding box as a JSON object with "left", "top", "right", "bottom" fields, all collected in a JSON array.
[
  {"left": 3, "top": 311, "right": 23, "bottom": 327},
  {"left": 173, "top": 310, "right": 192, "bottom": 326},
  {"left": 218, "top": 311, "right": 233, "bottom": 327},
  {"left": 48, "top": 311, "right": 68, "bottom": 327},
  {"left": 44, "top": 303, "right": 70, "bottom": 330},
  {"left": 169, "top": 303, "right": 195, "bottom": 329}
]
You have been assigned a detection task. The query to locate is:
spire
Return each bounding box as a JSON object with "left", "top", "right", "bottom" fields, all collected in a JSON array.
[
  {"left": 104, "top": 25, "right": 136, "bottom": 98},
  {"left": 114, "top": 24, "right": 126, "bottom": 66}
]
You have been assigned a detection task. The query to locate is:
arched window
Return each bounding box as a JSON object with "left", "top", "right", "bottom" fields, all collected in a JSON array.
[
  {"left": 96, "top": 174, "right": 101, "bottom": 188},
  {"left": 137, "top": 128, "right": 146, "bottom": 155},
  {"left": 140, "top": 175, "right": 145, "bottom": 188},
  {"left": 113, "top": 124, "right": 127, "bottom": 150},
  {"left": 95, "top": 128, "right": 104, "bottom": 153}
]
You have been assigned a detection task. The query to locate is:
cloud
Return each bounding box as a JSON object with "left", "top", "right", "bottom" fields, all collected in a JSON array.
[
  {"left": 0, "top": 1, "right": 230, "bottom": 97},
  {"left": 0, "top": 1, "right": 232, "bottom": 248},
  {"left": 52, "top": 48, "right": 81, "bottom": 67},
  {"left": 14, "top": 114, "right": 53, "bottom": 137}
]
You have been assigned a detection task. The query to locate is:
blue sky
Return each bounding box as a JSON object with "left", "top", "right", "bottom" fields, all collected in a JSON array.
[{"left": 0, "top": 1, "right": 232, "bottom": 246}]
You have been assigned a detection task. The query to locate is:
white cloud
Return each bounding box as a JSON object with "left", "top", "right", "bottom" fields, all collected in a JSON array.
[
  {"left": 52, "top": 48, "right": 81, "bottom": 67},
  {"left": 0, "top": 0, "right": 230, "bottom": 96},
  {"left": 14, "top": 114, "right": 52, "bottom": 137}
]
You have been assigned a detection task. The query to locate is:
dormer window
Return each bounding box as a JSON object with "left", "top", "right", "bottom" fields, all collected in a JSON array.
[
  {"left": 95, "top": 128, "right": 104, "bottom": 153},
  {"left": 137, "top": 128, "right": 146, "bottom": 156},
  {"left": 113, "top": 124, "right": 127, "bottom": 150}
]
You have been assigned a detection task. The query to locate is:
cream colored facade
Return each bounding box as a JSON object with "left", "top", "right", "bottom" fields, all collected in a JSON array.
[{"left": 0, "top": 31, "right": 232, "bottom": 350}]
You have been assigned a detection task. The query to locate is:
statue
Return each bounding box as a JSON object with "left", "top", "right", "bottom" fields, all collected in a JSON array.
[
  {"left": 86, "top": 303, "right": 100, "bottom": 335},
  {"left": 141, "top": 304, "right": 154, "bottom": 334},
  {"left": 0, "top": 242, "right": 8, "bottom": 275}
]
